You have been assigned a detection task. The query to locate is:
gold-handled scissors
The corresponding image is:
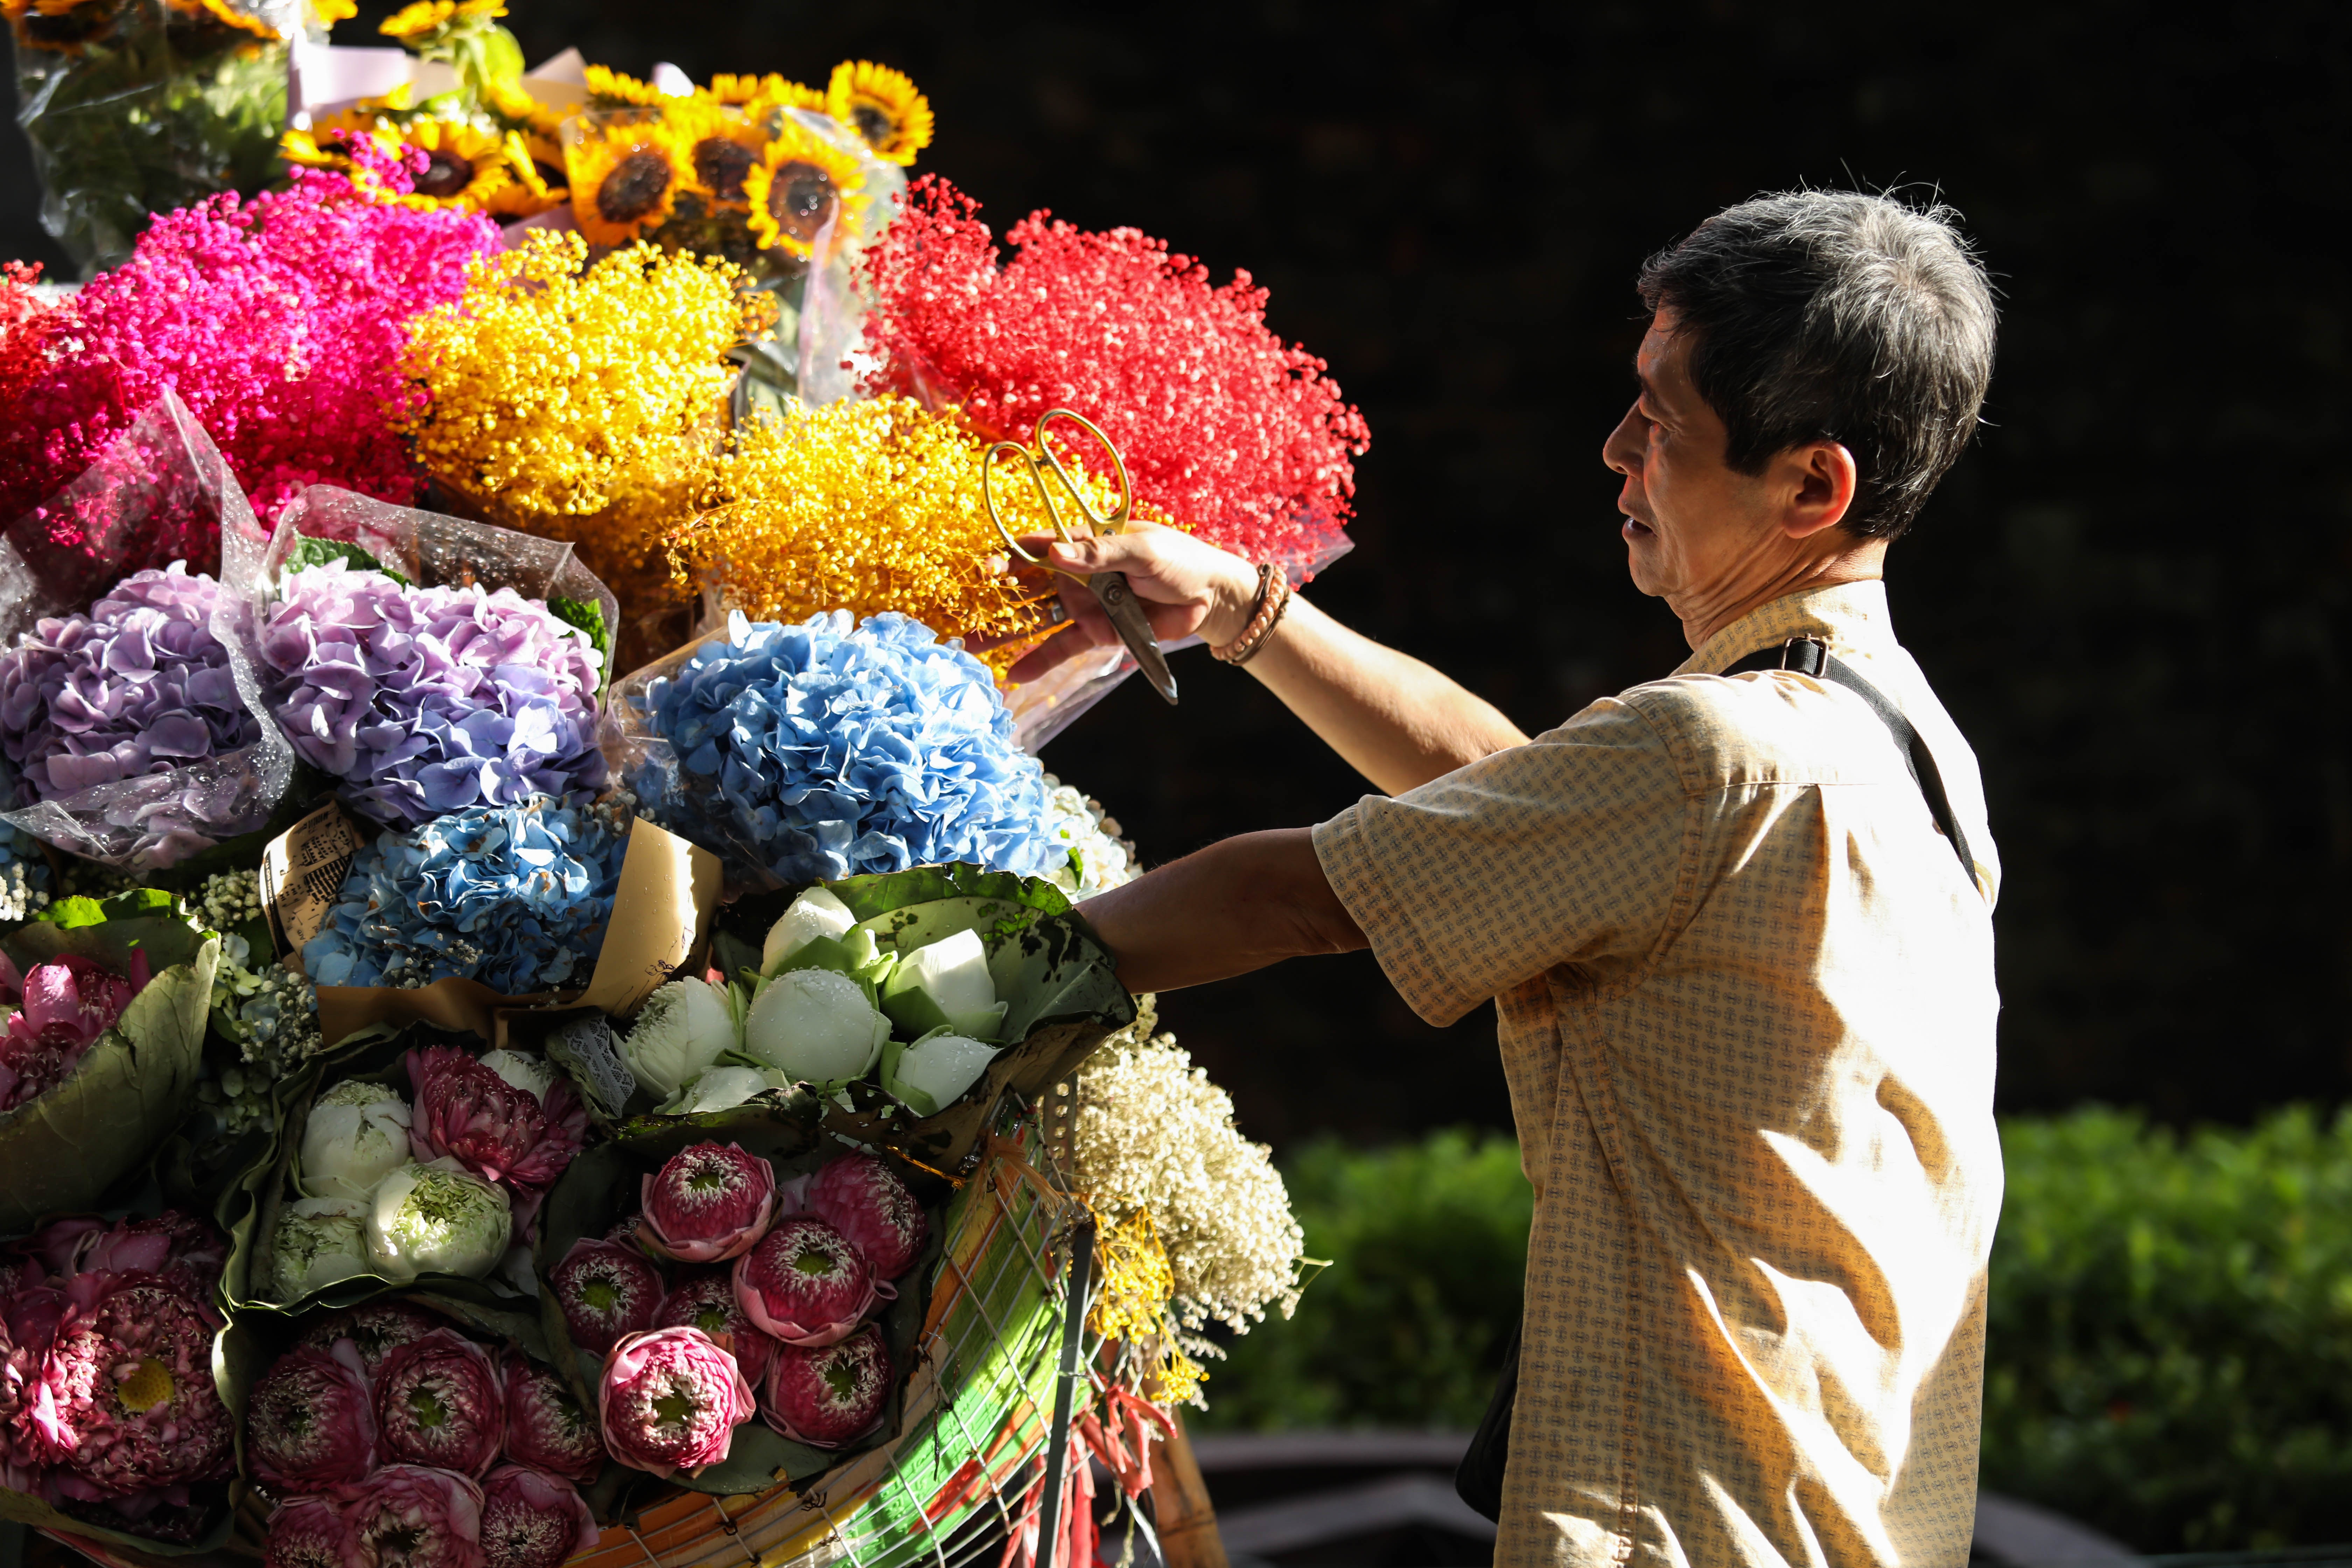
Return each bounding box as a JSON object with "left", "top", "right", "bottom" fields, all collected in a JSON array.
[{"left": 979, "top": 408, "right": 1178, "bottom": 705}]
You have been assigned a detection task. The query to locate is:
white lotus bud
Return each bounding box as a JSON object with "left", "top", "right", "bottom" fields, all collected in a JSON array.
[
  {"left": 884, "top": 1030, "right": 1002, "bottom": 1118},
  {"left": 478, "top": 1049, "right": 556, "bottom": 1101},
  {"left": 762, "top": 887, "right": 858, "bottom": 973},
  {"left": 299, "top": 1079, "right": 415, "bottom": 1202},
  {"left": 621, "top": 979, "right": 739, "bottom": 1098},
  {"left": 743, "top": 968, "right": 889, "bottom": 1089},
  {"left": 884, "top": 927, "right": 1007, "bottom": 1038},
  {"left": 367, "top": 1160, "right": 512, "bottom": 1282},
  {"left": 272, "top": 1197, "right": 373, "bottom": 1298}
]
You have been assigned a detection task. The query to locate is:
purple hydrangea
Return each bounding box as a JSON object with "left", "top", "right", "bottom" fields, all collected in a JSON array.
[
  {"left": 258, "top": 563, "right": 606, "bottom": 827},
  {"left": 0, "top": 564, "right": 259, "bottom": 805}
]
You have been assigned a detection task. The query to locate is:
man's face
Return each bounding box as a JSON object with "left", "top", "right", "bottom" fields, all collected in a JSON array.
[{"left": 1600, "top": 310, "right": 1778, "bottom": 603}]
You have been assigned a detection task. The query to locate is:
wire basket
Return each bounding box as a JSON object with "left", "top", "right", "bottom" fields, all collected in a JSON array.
[{"left": 565, "top": 1096, "right": 1099, "bottom": 1568}]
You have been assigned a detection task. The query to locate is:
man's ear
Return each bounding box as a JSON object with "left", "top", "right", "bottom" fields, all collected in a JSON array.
[{"left": 1779, "top": 441, "right": 1857, "bottom": 539}]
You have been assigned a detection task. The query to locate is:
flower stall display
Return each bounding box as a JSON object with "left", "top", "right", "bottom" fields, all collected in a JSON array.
[
  {"left": 0, "top": 893, "right": 218, "bottom": 1228},
  {"left": 0, "top": 396, "right": 296, "bottom": 871},
  {"left": 6, "top": 0, "right": 312, "bottom": 276},
  {"left": 0, "top": 1211, "right": 238, "bottom": 1550},
  {"left": 0, "top": 18, "right": 1331, "bottom": 1568},
  {"left": 243, "top": 1300, "right": 603, "bottom": 1568}
]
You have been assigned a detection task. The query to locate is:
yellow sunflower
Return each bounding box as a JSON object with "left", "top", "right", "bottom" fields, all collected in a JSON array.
[
  {"left": 566, "top": 118, "right": 691, "bottom": 246},
  {"left": 583, "top": 62, "right": 667, "bottom": 109},
  {"left": 164, "top": 0, "right": 278, "bottom": 41},
  {"left": 388, "top": 119, "right": 514, "bottom": 210},
  {"left": 308, "top": 0, "right": 354, "bottom": 22},
  {"left": 741, "top": 122, "right": 867, "bottom": 258},
  {"left": 825, "top": 59, "right": 933, "bottom": 166},
  {"left": 279, "top": 91, "right": 406, "bottom": 171},
  {"left": 4, "top": 0, "right": 121, "bottom": 52},
  {"left": 485, "top": 76, "right": 570, "bottom": 140},
  {"left": 377, "top": 0, "right": 450, "bottom": 38},
  {"left": 479, "top": 132, "right": 565, "bottom": 218},
  {"left": 704, "top": 71, "right": 825, "bottom": 111},
  {"left": 664, "top": 99, "right": 766, "bottom": 210}
]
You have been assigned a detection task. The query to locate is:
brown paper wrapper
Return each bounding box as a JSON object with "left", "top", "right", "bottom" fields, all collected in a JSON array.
[{"left": 261, "top": 802, "right": 723, "bottom": 1045}]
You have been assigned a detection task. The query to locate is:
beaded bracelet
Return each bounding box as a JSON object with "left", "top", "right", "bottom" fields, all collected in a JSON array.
[{"left": 1211, "top": 562, "right": 1292, "bottom": 665}]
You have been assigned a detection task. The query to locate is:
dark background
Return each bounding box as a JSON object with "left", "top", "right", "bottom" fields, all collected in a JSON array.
[{"left": 9, "top": 0, "right": 2350, "bottom": 1148}]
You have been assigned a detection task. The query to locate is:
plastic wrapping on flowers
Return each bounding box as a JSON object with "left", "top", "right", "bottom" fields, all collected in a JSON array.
[
  {"left": 8, "top": 0, "right": 299, "bottom": 276},
  {"left": 0, "top": 392, "right": 296, "bottom": 871}
]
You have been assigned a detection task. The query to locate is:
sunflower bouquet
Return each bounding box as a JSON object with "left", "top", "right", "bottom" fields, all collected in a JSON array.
[{"left": 5, "top": 0, "right": 323, "bottom": 274}]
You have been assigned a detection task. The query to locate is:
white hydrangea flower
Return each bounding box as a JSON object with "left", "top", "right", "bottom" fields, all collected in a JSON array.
[{"left": 1038, "top": 775, "right": 1138, "bottom": 899}]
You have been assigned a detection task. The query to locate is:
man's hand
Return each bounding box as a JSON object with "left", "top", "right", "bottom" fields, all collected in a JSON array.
[{"left": 985, "top": 521, "right": 1260, "bottom": 682}]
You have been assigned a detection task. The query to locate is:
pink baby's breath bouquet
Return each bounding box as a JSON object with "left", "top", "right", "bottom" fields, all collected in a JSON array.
[{"left": 0, "top": 151, "right": 497, "bottom": 528}]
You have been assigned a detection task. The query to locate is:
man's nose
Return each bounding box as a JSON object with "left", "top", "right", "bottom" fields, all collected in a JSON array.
[{"left": 1602, "top": 405, "right": 1644, "bottom": 477}]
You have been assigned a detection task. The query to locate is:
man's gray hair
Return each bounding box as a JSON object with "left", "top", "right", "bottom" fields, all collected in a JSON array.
[{"left": 1637, "top": 190, "right": 1996, "bottom": 540}]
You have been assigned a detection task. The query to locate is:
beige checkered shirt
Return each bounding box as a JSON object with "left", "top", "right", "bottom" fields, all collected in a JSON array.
[{"left": 1314, "top": 581, "right": 2001, "bottom": 1568}]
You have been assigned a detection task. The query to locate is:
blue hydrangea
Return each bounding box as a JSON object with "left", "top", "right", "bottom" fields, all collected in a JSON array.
[
  {"left": 639, "top": 611, "right": 1063, "bottom": 885},
  {"left": 303, "top": 796, "right": 626, "bottom": 993}
]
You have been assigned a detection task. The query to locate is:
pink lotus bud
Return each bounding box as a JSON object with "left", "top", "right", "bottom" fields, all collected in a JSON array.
[
  {"left": 0, "top": 954, "right": 136, "bottom": 1111},
  {"left": 298, "top": 1300, "right": 448, "bottom": 1375},
  {"left": 638, "top": 1142, "right": 776, "bottom": 1264},
  {"left": 596, "top": 1327, "right": 754, "bottom": 1479},
  {"left": 807, "top": 1153, "right": 928, "bottom": 1280},
  {"left": 550, "top": 1238, "right": 664, "bottom": 1356},
  {"left": 732, "top": 1217, "right": 886, "bottom": 1348},
  {"left": 501, "top": 1353, "right": 606, "bottom": 1483},
  {"left": 374, "top": 1329, "right": 504, "bottom": 1477},
  {"left": 654, "top": 1269, "right": 781, "bottom": 1389},
  {"left": 249, "top": 1340, "right": 378, "bottom": 1493},
  {"left": 263, "top": 1494, "right": 372, "bottom": 1568},
  {"left": 760, "top": 1325, "right": 891, "bottom": 1449},
  {"left": 337, "top": 1464, "right": 486, "bottom": 1568},
  {"left": 406, "top": 1046, "right": 587, "bottom": 1194},
  {"left": 479, "top": 1464, "right": 598, "bottom": 1568}
]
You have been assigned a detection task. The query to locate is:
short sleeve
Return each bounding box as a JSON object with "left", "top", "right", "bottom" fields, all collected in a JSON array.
[{"left": 1310, "top": 698, "right": 1688, "bottom": 1026}]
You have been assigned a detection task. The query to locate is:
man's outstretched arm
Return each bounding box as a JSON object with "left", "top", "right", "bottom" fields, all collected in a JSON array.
[
  {"left": 1079, "top": 828, "right": 1367, "bottom": 993},
  {"left": 1003, "top": 523, "right": 1530, "bottom": 797}
]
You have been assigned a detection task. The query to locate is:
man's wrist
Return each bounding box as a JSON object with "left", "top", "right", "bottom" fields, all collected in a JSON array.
[{"left": 1199, "top": 556, "right": 1265, "bottom": 648}]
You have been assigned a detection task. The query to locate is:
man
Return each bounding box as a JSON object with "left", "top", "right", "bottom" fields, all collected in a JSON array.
[{"left": 1019, "top": 190, "right": 2001, "bottom": 1566}]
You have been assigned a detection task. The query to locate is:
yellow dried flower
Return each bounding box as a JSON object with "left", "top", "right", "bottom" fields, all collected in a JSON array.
[
  {"left": 1088, "top": 1209, "right": 1208, "bottom": 1408},
  {"left": 398, "top": 231, "right": 751, "bottom": 639},
  {"left": 668, "top": 396, "right": 1083, "bottom": 672}
]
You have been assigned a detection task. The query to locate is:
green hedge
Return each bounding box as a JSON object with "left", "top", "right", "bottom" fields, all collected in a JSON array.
[
  {"left": 1198, "top": 1127, "right": 1532, "bottom": 1432},
  {"left": 1202, "top": 1109, "right": 2352, "bottom": 1555}
]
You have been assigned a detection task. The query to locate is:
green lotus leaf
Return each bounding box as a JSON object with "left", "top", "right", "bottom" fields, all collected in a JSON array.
[{"left": 0, "top": 932, "right": 218, "bottom": 1231}]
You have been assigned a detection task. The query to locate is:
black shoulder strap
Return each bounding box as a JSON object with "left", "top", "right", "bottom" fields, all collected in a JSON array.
[{"left": 1721, "top": 636, "right": 1977, "bottom": 889}]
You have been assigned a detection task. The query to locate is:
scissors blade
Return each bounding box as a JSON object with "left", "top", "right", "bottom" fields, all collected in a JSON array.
[{"left": 1090, "top": 570, "right": 1178, "bottom": 705}]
